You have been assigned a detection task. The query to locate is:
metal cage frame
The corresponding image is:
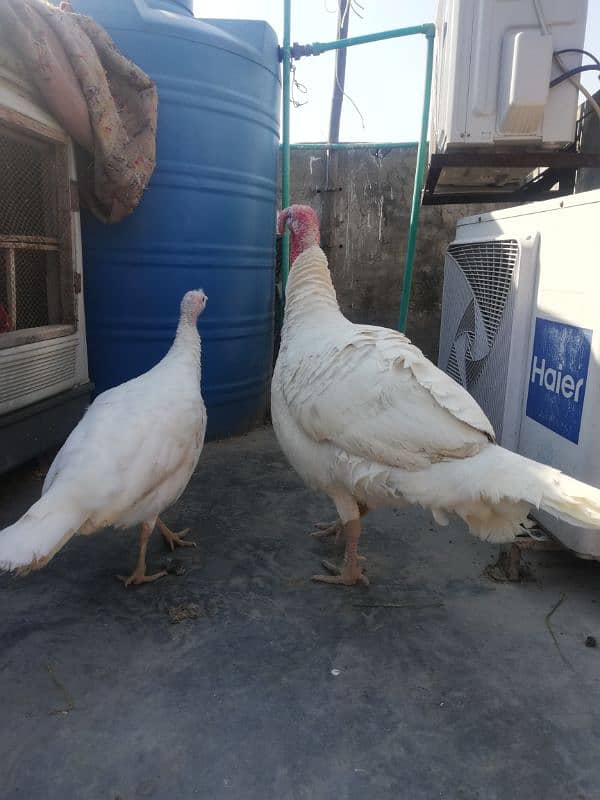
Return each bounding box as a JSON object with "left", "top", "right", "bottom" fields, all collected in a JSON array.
[{"left": 0, "top": 104, "right": 77, "bottom": 352}]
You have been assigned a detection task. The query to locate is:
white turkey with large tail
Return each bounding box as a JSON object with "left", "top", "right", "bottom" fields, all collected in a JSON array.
[
  {"left": 0, "top": 290, "right": 208, "bottom": 586},
  {"left": 272, "top": 205, "right": 600, "bottom": 587}
]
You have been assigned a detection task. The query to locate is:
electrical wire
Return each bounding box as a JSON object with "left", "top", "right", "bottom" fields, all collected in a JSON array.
[
  {"left": 350, "top": 0, "right": 364, "bottom": 20},
  {"left": 290, "top": 64, "right": 308, "bottom": 108},
  {"left": 550, "top": 64, "right": 600, "bottom": 88},
  {"left": 554, "top": 48, "right": 600, "bottom": 68},
  {"left": 531, "top": 0, "right": 600, "bottom": 127},
  {"left": 554, "top": 53, "right": 600, "bottom": 128},
  {"left": 339, "top": 0, "right": 366, "bottom": 28},
  {"left": 334, "top": 65, "right": 366, "bottom": 129},
  {"left": 340, "top": 0, "right": 351, "bottom": 30},
  {"left": 333, "top": 0, "right": 366, "bottom": 132},
  {"left": 532, "top": 0, "right": 549, "bottom": 35}
]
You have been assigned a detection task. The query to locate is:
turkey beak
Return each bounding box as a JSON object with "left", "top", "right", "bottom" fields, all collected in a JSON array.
[{"left": 277, "top": 208, "right": 291, "bottom": 236}]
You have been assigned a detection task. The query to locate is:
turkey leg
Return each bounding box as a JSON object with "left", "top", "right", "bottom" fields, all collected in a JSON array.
[
  {"left": 312, "top": 518, "right": 369, "bottom": 587},
  {"left": 157, "top": 517, "right": 196, "bottom": 551},
  {"left": 118, "top": 521, "right": 168, "bottom": 587},
  {"left": 309, "top": 503, "right": 368, "bottom": 542}
]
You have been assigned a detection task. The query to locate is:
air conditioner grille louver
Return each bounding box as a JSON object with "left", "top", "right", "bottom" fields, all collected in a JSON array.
[
  {"left": 0, "top": 340, "right": 77, "bottom": 406},
  {"left": 439, "top": 239, "right": 520, "bottom": 440},
  {"left": 447, "top": 241, "right": 518, "bottom": 350},
  {"left": 446, "top": 345, "right": 461, "bottom": 384}
]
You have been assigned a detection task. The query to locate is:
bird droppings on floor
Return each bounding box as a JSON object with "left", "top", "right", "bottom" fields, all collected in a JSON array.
[
  {"left": 167, "top": 603, "right": 203, "bottom": 624},
  {"left": 164, "top": 558, "right": 187, "bottom": 577},
  {"left": 2, "top": 426, "right": 600, "bottom": 800}
]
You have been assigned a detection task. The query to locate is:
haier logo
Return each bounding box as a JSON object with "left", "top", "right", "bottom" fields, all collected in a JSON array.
[
  {"left": 526, "top": 318, "right": 592, "bottom": 444},
  {"left": 530, "top": 357, "right": 585, "bottom": 401}
]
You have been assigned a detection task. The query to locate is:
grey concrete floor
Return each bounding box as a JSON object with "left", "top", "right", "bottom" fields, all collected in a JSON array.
[{"left": 1, "top": 426, "right": 600, "bottom": 800}]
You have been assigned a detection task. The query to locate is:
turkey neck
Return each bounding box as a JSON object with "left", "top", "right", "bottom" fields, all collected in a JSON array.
[
  {"left": 282, "top": 245, "right": 340, "bottom": 335},
  {"left": 169, "top": 314, "right": 202, "bottom": 377}
]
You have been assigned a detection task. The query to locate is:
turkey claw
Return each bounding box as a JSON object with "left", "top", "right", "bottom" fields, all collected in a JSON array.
[
  {"left": 311, "top": 559, "right": 369, "bottom": 587},
  {"left": 320, "top": 559, "right": 340, "bottom": 575},
  {"left": 159, "top": 524, "right": 196, "bottom": 551},
  {"left": 117, "top": 569, "right": 168, "bottom": 588},
  {"left": 309, "top": 520, "right": 344, "bottom": 543}
]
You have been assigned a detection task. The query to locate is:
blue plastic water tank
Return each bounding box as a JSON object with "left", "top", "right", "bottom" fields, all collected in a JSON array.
[{"left": 72, "top": 0, "right": 280, "bottom": 439}]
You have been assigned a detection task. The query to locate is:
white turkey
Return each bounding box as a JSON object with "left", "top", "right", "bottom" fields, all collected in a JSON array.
[
  {"left": 272, "top": 205, "right": 600, "bottom": 587},
  {"left": 0, "top": 289, "right": 208, "bottom": 586}
]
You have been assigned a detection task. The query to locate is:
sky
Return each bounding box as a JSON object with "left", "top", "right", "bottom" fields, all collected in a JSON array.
[{"left": 195, "top": 0, "right": 600, "bottom": 143}]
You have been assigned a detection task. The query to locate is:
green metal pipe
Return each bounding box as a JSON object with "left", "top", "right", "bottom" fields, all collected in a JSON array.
[
  {"left": 288, "top": 141, "right": 420, "bottom": 150},
  {"left": 280, "top": 0, "right": 292, "bottom": 293},
  {"left": 397, "top": 28, "right": 435, "bottom": 333},
  {"left": 280, "top": 11, "right": 435, "bottom": 331},
  {"left": 305, "top": 23, "right": 435, "bottom": 56}
]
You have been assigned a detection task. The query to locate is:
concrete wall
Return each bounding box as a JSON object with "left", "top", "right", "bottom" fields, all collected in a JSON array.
[{"left": 287, "top": 145, "right": 495, "bottom": 361}]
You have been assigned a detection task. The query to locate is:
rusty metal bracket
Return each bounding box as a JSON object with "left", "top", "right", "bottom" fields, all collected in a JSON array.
[{"left": 423, "top": 148, "right": 600, "bottom": 205}]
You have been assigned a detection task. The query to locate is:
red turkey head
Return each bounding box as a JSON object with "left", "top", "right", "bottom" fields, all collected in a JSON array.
[{"left": 278, "top": 205, "right": 321, "bottom": 266}]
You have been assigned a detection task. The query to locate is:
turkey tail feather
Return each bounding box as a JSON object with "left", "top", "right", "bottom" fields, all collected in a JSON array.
[
  {"left": 0, "top": 489, "right": 85, "bottom": 574},
  {"left": 456, "top": 447, "right": 600, "bottom": 543},
  {"left": 394, "top": 445, "right": 600, "bottom": 545},
  {"left": 539, "top": 471, "right": 600, "bottom": 529}
]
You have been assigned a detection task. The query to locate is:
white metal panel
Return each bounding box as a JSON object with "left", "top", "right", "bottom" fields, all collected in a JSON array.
[
  {"left": 0, "top": 335, "right": 79, "bottom": 411},
  {"left": 497, "top": 30, "right": 553, "bottom": 135},
  {"left": 0, "top": 69, "right": 88, "bottom": 417},
  {"left": 443, "top": 189, "right": 600, "bottom": 559},
  {"left": 431, "top": 0, "right": 588, "bottom": 150},
  {"left": 0, "top": 69, "right": 64, "bottom": 137},
  {"left": 438, "top": 232, "right": 539, "bottom": 449},
  {"left": 431, "top": 0, "right": 475, "bottom": 153}
]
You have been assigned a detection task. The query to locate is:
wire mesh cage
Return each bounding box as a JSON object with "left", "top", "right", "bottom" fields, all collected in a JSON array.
[{"left": 0, "top": 120, "right": 73, "bottom": 339}]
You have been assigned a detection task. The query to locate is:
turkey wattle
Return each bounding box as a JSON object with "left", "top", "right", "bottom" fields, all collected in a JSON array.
[
  {"left": 0, "top": 290, "right": 208, "bottom": 587},
  {"left": 272, "top": 204, "right": 600, "bottom": 587}
]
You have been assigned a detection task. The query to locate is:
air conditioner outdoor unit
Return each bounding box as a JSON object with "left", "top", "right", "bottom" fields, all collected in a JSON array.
[
  {"left": 0, "top": 66, "right": 90, "bottom": 473},
  {"left": 439, "top": 189, "right": 600, "bottom": 559},
  {"left": 431, "top": 0, "right": 588, "bottom": 152}
]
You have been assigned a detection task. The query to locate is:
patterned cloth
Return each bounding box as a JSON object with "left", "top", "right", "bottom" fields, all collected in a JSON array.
[{"left": 0, "top": 0, "right": 157, "bottom": 223}]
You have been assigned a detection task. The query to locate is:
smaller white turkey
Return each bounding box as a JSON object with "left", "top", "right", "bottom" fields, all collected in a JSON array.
[
  {"left": 272, "top": 204, "right": 600, "bottom": 587},
  {"left": 0, "top": 289, "right": 208, "bottom": 586}
]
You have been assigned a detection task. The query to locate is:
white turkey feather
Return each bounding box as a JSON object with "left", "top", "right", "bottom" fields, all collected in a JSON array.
[
  {"left": 0, "top": 290, "right": 207, "bottom": 575},
  {"left": 278, "top": 246, "right": 493, "bottom": 472},
  {"left": 272, "top": 210, "right": 600, "bottom": 567}
]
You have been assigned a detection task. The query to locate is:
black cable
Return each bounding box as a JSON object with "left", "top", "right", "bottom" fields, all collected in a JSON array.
[
  {"left": 578, "top": 107, "right": 597, "bottom": 125},
  {"left": 550, "top": 65, "right": 600, "bottom": 88},
  {"left": 554, "top": 48, "right": 600, "bottom": 68}
]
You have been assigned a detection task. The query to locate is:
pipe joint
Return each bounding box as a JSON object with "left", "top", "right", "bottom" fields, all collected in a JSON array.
[{"left": 291, "top": 42, "right": 315, "bottom": 59}]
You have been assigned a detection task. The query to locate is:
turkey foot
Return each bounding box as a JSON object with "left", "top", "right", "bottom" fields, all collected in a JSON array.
[
  {"left": 312, "top": 519, "right": 369, "bottom": 587},
  {"left": 117, "top": 521, "right": 168, "bottom": 588},
  {"left": 312, "top": 558, "right": 369, "bottom": 587},
  {"left": 157, "top": 518, "right": 196, "bottom": 551},
  {"left": 309, "top": 520, "right": 344, "bottom": 542},
  {"left": 309, "top": 505, "right": 367, "bottom": 544},
  {"left": 118, "top": 568, "right": 168, "bottom": 588}
]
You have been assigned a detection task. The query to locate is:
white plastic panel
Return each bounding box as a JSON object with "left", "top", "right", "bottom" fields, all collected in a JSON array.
[
  {"left": 438, "top": 233, "right": 538, "bottom": 449},
  {"left": 444, "top": 190, "right": 600, "bottom": 559},
  {"left": 497, "top": 30, "right": 553, "bottom": 135},
  {"left": 431, "top": 0, "right": 588, "bottom": 150},
  {"left": 0, "top": 70, "right": 88, "bottom": 417}
]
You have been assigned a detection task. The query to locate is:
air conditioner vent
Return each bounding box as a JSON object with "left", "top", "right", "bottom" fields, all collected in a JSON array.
[
  {"left": 439, "top": 238, "right": 520, "bottom": 440},
  {"left": 447, "top": 240, "right": 519, "bottom": 351},
  {"left": 0, "top": 340, "right": 77, "bottom": 407}
]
